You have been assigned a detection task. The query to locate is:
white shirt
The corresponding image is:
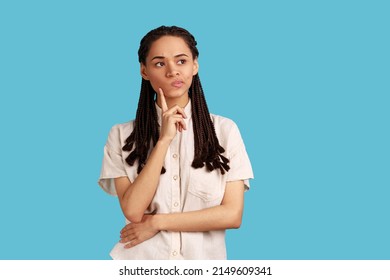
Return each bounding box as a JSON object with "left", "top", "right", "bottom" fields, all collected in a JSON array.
[{"left": 98, "top": 100, "right": 254, "bottom": 259}]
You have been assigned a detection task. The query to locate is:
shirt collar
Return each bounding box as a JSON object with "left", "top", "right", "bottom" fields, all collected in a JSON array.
[{"left": 155, "top": 99, "right": 192, "bottom": 126}]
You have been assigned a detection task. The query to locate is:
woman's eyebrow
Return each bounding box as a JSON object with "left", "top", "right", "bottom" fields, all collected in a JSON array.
[
  {"left": 151, "top": 53, "right": 189, "bottom": 61},
  {"left": 174, "top": 53, "right": 189, "bottom": 58},
  {"left": 151, "top": 56, "right": 165, "bottom": 61}
]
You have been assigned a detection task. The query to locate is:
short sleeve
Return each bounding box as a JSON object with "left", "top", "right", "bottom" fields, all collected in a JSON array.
[
  {"left": 98, "top": 125, "right": 127, "bottom": 196},
  {"left": 226, "top": 123, "right": 254, "bottom": 190}
]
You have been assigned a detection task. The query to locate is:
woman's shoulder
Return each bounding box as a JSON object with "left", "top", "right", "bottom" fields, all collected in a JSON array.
[
  {"left": 210, "top": 113, "right": 239, "bottom": 132},
  {"left": 209, "top": 114, "right": 248, "bottom": 155},
  {"left": 209, "top": 113, "right": 243, "bottom": 144},
  {"left": 105, "top": 120, "right": 135, "bottom": 148},
  {"left": 109, "top": 120, "right": 135, "bottom": 134}
]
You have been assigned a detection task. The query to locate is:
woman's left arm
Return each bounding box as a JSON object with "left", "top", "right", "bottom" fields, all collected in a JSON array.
[{"left": 120, "top": 180, "right": 244, "bottom": 248}]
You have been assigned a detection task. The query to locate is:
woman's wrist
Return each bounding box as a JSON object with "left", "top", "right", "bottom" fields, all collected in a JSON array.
[
  {"left": 151, "top": 214, "right": 165, "bottom": 231},
  {"left": 156, "top": 137, "right": 171, "bottom": 148}
]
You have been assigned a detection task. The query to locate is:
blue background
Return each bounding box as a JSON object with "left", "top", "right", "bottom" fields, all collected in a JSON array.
[{"left": 0, "top": 0, "right": 389, "bottom": 259}]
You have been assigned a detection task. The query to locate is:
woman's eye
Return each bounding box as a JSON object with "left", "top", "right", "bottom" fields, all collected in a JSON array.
[
  {"left": 177, "top": 59, "right": 186, "bottom": 65},
  {"left": 155, "top": 62, "right": 164, "bottom": 67}
]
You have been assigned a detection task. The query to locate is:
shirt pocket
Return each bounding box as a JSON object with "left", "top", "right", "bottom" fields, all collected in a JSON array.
[{"left": 188, "top": 167, "right": 225, "bottom": 202}]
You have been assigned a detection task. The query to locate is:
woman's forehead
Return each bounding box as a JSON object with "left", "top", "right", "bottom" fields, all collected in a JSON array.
[{"left": 148, "top": 36, "right": 192, "bottom": 58}]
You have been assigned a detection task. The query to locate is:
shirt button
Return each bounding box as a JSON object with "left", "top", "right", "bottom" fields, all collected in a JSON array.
[
  {"left": 172, "top": 154, "right": 178, "bottom": 159},
  {"left": 173, "top": 175, "right": 178, "bottom": 180},
  {"left": 172, "top": 251, "right": 177, "bottom": 256},
  {"left": 174, "top": 202, "right": 179, "bottom": 207}
]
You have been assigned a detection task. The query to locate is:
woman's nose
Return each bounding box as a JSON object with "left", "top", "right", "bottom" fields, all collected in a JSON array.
[{"left": 166, "top": 63, "right": 179, "bottom": 77}]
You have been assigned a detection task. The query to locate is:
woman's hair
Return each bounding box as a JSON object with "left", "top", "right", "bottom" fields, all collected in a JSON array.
[{"left": 122, "top": 26, "right": 230, "bottom": 175}]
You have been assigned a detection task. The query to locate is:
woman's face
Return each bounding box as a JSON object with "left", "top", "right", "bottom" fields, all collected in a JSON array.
[{"left": 141, "top": 36, "right": 198, "bottom": 104}]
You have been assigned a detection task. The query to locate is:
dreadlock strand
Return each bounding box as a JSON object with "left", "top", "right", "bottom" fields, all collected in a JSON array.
[{"left": 190, "top": 74, "right": 230, "bottom": 173}]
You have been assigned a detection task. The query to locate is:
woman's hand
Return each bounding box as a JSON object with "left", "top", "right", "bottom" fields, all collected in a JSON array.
[
  {"left": 119, "top": 214, "right": 159, "bottom": 248},
  {"left": 158, "top": 87, "right": 187, "bottom": 142}
]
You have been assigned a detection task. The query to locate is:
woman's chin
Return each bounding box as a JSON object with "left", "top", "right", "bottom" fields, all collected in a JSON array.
[{"left": 163, "top": 89, "right": 189, "bottom": 99}]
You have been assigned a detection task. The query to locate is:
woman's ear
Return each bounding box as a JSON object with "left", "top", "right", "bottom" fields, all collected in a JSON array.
[
  {"left": 140, "top": 63, "right": 149, "bottom": 80},
  {"left": 193, "top": 58, "right": 199, "bottom": 76}
]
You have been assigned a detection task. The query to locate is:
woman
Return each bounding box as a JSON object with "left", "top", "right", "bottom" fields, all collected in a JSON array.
[{"left": 98, "top": 26, "right": 253, "bottom": 259}]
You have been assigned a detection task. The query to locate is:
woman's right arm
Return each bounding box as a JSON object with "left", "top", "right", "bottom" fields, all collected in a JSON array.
[
  {"left": 114, "top": 139, "right": 170, "bottom": 223},
  {"left": 114, "top": 88, "right": 186, "bottom": 223}
]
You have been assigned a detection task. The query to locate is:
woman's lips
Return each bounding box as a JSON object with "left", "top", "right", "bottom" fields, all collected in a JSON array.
[{"left": 171, "top": 80, "right": 184, "bottom": 88}]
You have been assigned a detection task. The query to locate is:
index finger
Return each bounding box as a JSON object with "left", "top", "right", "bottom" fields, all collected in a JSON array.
[{"left": 158, "top": 87, "right": 168, "bottom": 112}]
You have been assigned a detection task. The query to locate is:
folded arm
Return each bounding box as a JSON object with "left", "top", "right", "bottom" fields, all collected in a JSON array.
[
  {"left": 115, "top": 89, "right": 188, "bottom": 223},
  {"left": 120, "top": 180, "right": 245, "bottom": 248},
  {"left": 114, "top": 139, "right": 170, "bottom": 223}
]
